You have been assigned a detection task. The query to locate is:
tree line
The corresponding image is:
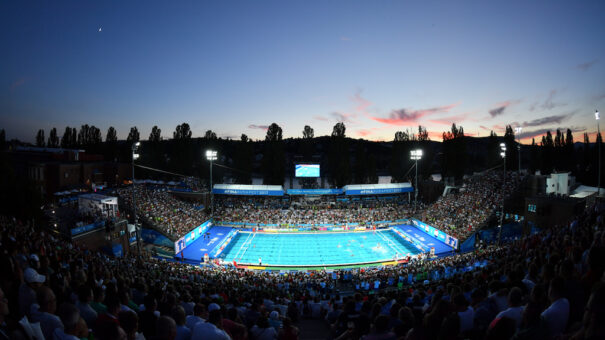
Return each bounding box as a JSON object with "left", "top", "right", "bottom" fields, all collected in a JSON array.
[{"left": 2, "top": 121, "right": 605, "bottom": 188}]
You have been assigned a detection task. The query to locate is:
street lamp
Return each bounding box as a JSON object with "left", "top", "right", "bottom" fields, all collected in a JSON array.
[
  {"left": 410, "top": 149, "right": 423, "bottom": 212},
  {"left": 515, "top": 127, "right": 522, "bottom": 172},
  {"left": 596, "top": 110, "right": 601, "bottom": 196},
  {"left": 131, "top": 141, "right": 141, "bottom": 254},
  {"left": 499, "top": 143, "right": 506, "bottom": 245},
  {"left": 206, "top": 150, "right": 217, "bottom": 217}
]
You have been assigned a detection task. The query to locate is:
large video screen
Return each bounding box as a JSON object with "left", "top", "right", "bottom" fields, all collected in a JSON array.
[{"left": 295, "top": 164, "right": 320, "bottom": 177}]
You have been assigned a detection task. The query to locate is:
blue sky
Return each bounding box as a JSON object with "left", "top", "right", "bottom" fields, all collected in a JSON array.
[{"left": 1, "top": 0, "right": 604, "bottom": 143}]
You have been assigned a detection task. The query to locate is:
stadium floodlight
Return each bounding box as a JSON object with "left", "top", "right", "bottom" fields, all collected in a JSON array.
[
  {"left": 206, "top": 150, "right": 218, "bottom": 161},
  {"left": 410, "top": 149, "right": 423, "bottom": 212},
  {"left": 515, "top": 127, "right": 522, "bottom": 172},
  {"left": 206, "top": 150, "right": 218, "bottom": 217},
  {"left": 498, "top": 142, "right": 507, "bottom": 245},
  {"left": 597, "top": 110, "right": 601, "bottom": 196},
  {"left": 131, "top": 141, "right": 141, "bottom": 253}
]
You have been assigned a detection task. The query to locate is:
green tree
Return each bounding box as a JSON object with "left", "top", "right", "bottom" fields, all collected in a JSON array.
[
  {"left": 47, "top": 128, "right": 59, "bottom": 148},
  {"left": 234, "top": 134, "right": 253, "bottom": 184},
  {"left": 60, "top": 127, "right": 72, "bottom": 148},
  {"left": 35, "top": 129, "right": 45, "bottom": 147},
  {"left": 106, "top": 127, "right": 118, "bottom": 142},
  {"left": 262, "top": 123, "right": 285, "bottom": 185},
  {"left": 127, "top": 126, "right": 140, "bottom": 143},
  {"left": 173, "top": 123, "right": 192, "bottom": 140},
  {"left": 329, "top": 122, "right": 350, "bottom": 187},
  {"left": 204, "top": 130, "right": 217, "bottom": 140},
  {"left": 442, "top": 124, "right": 467, "bottom": 179},
  {"left": 149, "top": 126, "right": 162, "bottom": 142},
  {"left": 77, "top": 125, "right": 90, "bottom": 146}
]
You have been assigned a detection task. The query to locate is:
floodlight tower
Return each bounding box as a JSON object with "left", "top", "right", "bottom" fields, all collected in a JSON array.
[
  {"left": 515, "top": 127, "right": 522, "bottom": 172},
  {"left": 499, "top": 143, "right": 506, "bottom": 245},
  {"left": 410, "top": 149, "right": 423, "bottom": 212},
  {"left": 596, "top": 110, "right": 601, "bottom": 196},
  {"left": 206, "top": 150, "right": 218, "bottom": 217},
  {"left": 131, "top": 141, "right": 141, "bottom": 253}
]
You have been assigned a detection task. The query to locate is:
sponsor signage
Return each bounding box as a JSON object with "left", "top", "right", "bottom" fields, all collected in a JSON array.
[
  {"left": 410, "top": 219, "right": 459, "bottom": 248},
  {"left": 174, "top": 219, "right": 213, "bottom": 254},
  {"left": 213, "top": 188, "right": 284, "bottom": 196}
]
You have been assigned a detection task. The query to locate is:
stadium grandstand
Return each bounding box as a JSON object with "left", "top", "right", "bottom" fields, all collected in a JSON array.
[{"left": 0, "top": 147, "right": 599, "bottom": 340}]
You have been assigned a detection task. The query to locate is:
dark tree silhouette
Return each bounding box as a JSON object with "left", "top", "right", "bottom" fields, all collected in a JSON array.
[
  {"left": 35, "top": 129, "right": 45, "bottom": 147},
  {"left": 149, "top": 126, "right": 162, "bottom": 142},
  {"left": 106, "top": 127, "right": 118, "bottom": 142},
  {"left": 173, "top": 123, "right": 191, "bottom": 140},
  {"left": 47, "top": 128, "right": 59, "bottom": 148},
  {"left": 329, "top": 122, "right": 350, "bottom": 187},
  {"left": 127, "top": 127, "right": 140, "bottom": 143},
  {"left": 262, "top": 123, "right": 285, "bottom": 185},
  {"left": 204, "top": 130, "right": 217, "bottom": 140}
]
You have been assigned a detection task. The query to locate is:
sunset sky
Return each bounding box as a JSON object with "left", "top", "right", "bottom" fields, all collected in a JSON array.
[{"left": 1, "top": 1, "right": 604, "bottom": 144}]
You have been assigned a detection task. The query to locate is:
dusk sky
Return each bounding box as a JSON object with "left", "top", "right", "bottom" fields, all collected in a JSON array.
[{"left": 1, "top": 1, "right": 604, "bottom": 144}]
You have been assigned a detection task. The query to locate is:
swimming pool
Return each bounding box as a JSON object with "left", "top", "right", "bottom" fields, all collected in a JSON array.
[{"left": 220, "top": 229, "right": 420, "bottom": 267}]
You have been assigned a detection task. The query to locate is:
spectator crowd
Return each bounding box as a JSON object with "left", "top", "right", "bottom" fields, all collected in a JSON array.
[
  {"left": 1, "top": 194, "right": 605, "bottom": 339},
  {"left": 214, "top": 197, "right": 412, "bottom": 226},
  {"left": 423, "top": 171, "right": 524, "bottom": 240},
  {"left": 116, "top": 185, "right": 209, "bottom": 240}
]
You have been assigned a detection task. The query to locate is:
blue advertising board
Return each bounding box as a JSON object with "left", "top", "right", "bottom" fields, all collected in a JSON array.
[
  {"left": 345, "top": 187, "right": 413, "bottom": 195},
  {"left": 174, "top": 219, "right": 213, "bottom": 254},
  {"left": 410, "top": 219, "right": 459, "bottom": 249},
  {"left": 286, "top": 189, "right": 343, "bottom": 195},
  {"left": 213, "top": 188, "right": 284, "bottom": 196}
]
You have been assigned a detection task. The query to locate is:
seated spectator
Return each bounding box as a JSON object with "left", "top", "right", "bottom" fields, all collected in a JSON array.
[
  {"left": 250, "top": 316, "right": 277, "bottom": 340},
  {"left": 541, "top": 277, "right": 570, "bottom": 337},
  {"left": 31, "top": 286, "right": 63, "bottom": 340},
  {"left": 494, "top": 287, "right": 524, "bottom": 329},
  {"left": 191, "top": 310, "right": 231, "bottom": 340}
]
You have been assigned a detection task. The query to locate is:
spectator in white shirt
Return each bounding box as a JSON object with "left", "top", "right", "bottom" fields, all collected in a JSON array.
[
  {"left": 192, "top": 310, "right": 231, "bottom": 340},
  {"left": 186, "top": 303, "right": 207, "bottom": 331}
]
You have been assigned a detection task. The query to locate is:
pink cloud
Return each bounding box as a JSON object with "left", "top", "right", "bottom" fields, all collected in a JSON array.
[
  {"left": 369, "top": 103, "right": 459, "bottom": 126},
  {"left": 313, "top": 115, "right": 329, "bottom": 122},
  {"left": 357, "top": 129, "right": 372, "bottom": 137},
  {"left": 248, "top": 124, "right": 269, "bottom": 130},
  {"left": 352, "top": 91, "right": 372, "bottom": 114},
  {"left": 10, "top": 77, "right": 27, "bottom": 91}
]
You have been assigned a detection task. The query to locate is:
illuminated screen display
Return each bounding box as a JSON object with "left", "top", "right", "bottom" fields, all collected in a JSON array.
[{"left": 295, "top": 164, "right": 320, "bottom": 177}]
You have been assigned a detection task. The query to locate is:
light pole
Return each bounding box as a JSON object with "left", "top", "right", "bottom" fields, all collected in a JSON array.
[
  {"left": 410, "top": 149, "right": 423, "bottom": 212},
  {"left": 499, "top": 143, "right": 506, "bottom": 245},
  {"left": 596, "top": 110, "right": 601, "bottom": 196},
  {"left": 206, "top": 150, "right": 217, "bottom": 217},
  {"left": 515, "top": 127, "right": 522, "bottom": 172},
  {"left": 131, "top": 141, "right": 141, "bottom": 254}
]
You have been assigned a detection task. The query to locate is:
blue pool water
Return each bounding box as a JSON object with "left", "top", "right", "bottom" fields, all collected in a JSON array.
[{"left": 220, "top": 229, "right": 420, "bottom": 266}]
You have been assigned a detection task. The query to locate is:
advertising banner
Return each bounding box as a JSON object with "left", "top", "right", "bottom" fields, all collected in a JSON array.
[
  {"left": 410, "top": 219, "right": 459, "bottom": 249},
  {"left": 174, "top": 219, "right": 213, "bottom": 254}
]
